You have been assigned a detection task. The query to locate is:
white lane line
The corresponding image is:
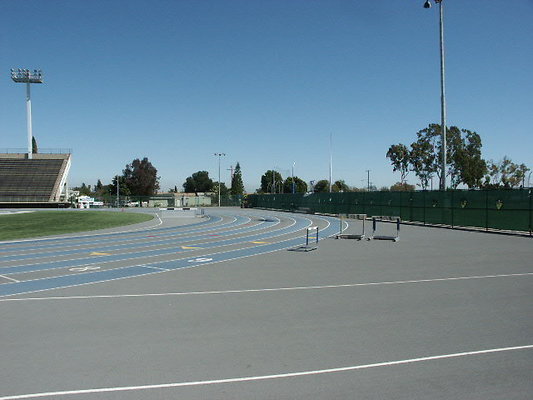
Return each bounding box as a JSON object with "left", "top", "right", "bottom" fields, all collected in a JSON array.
[
  {"left": 2, "top": 272, "right": 531, "bottom": 302},
  {"left": 141, "top": 265, "right": 170, "bottom": 272},
  {"left": 0, "top": 274, "right": 19, "bottom": 283},
  {"left": 0, "top": 345, "right": 531, "bottom": 400}
]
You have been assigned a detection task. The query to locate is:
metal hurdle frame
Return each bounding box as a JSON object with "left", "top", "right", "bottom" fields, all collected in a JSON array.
[
  {"left": 290, "top": 226, "right": 319, "bottom": 252},
  {"left": 335, "top": 214, "right": 366, "bottom": 240},
  {"left": 367, "top": 216, "right": 400, "bottom": 242}
]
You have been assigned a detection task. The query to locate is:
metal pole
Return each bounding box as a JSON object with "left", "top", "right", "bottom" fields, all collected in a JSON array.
[
  {"left": 329, "top": 133, "right": 333, "bottom": 192},
  {"left": 439, "top": 0, "right": 447, "bottom": 190},
  {"left": 366, "top": 170, "right": 370, "bottom": 191},
  {"left": 292, "top": 162, "right": 295, "bottom": 194},
  {"left": 218, "top": 155, "right": 221, "bottom": 207},
  {"left": 116, "top": 175, "right": 119, "bottom": 208},
  {"left": 26, "top": 82, "right": 33, "bottom": 159}
]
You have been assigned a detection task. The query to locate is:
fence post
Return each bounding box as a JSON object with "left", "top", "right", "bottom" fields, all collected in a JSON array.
[
  {"left": 529, "top": 189, "right": 533, "bottom": 236},
  {"left": 485, "top": 190, "right": 489, "bottom": 231},
  {"left": 451, "top": 190, "right": 454, "bottom": 228},
  {"left": 423, "top": 190, "right": 426, "bottom": 225}
]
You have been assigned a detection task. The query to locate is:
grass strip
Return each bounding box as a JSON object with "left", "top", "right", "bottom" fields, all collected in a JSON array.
[{"left": 0, "top": 211, "right": 154, "bottom": 240}]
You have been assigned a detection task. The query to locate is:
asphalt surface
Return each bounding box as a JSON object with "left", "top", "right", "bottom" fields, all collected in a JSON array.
[{"left": 1, "top": 207, "right": 532, "bottom": 399}]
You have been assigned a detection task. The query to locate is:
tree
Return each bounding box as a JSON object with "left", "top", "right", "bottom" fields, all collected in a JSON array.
[
  {"left": 332, "top": 180, "right": 350, "bottom": 192},
  {"left": 212, "top": 182, "right": 229, "bottom": 196},
  {"left": 74, "top": 183, "right": 92, "bottom": 196},
  {"left": 110, "top": 176, "right": 131, "bottom": 197},
  {"left": 484, "top": 157, "right": 530, "bottom": 188},
  {"left": 393, "top": 123, "right": 487, "bottom": 189},
  {"left": 230, "top": 162, "right": 245, "bottom": 195},
  {"left": 183, "top": 171, "right": 214, "bottom": 193},
  {"left": 455, "top": 129, "right": 487, "bottom": 188},
  {"left": 32, "top": 137, "right": 38, "bottom": 154},
  {"left": 283, "top": 176, "right": 307, "bottom": 193},
  {"left": 390, "top": 182, "right": 416, "bottom": 191},
  {"left": 386, "top": 144, "right": 410, "bottom": 184},
  {"left": 409, "top": 124, "right": 440, "bottom": 189},
  {"left": 313, "top": 180, "right": 330, "bottom": 193},
  {"left": 259, "top": 170, "right": 283, "bottom": 193},
  {"left": 122, "top": 157, "right": 160, "bottom": 196}
]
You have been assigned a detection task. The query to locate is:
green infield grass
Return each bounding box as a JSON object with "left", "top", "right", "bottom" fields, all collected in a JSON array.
[{"left": 0, "top": 210, "right": 154, "bottom": 240}]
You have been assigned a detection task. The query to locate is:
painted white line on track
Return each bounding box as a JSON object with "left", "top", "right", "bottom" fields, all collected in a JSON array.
[
  {"left": 141, "top": 265, "right": 170, "bottom": 272},
  {"left": 0, "top": 345, "right": 531, "bottom": 399},
  {"left": 0, "top": 274, "right": 19, "bottom": 283},
  {"left": 2, "top": 272, "right": 531, "bottom": 302},
  {"left": 0, "top": 215, "right": 287, "bottom": 270},
  {"left": 0, "top": 217, "right": 301, "bottom": 279}
]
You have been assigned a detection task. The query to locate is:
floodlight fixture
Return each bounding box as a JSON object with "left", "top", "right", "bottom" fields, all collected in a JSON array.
[
  {"left": 11, "top": 68, "right": 44, "bottom": 83},
  {"left": 11, "top": 68, "right": 44, "bottom": 159}
]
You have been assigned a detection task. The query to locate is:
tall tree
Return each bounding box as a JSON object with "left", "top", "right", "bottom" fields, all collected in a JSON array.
[
  {"left": 230, "top": 162, "right": 245, "bottom": 195},
  {"left": 283, "top": 176, "right": 307, "bottom": 193},
  {"left": 183, "top": 171, "right": 214, "bottom": 193},
  {"left": 386, "top": 144, "right": 410, "bottom": 184},
  {"left": 32, "top": 137, "right": 38, "bottom": 154},
  {"left": 484, "top": 157, "right": 530, "bottom": 188},
  {"left": 455, "top": 129, "right": 487, "bottom": 188},
  {"left": 122, "top": 157, "right": 160, "bottom": 196},
  {"left": 212, "top": 182, "right": 229, "bottom": 196},
  {"left": 259, "top": 170, "right": 283, "bottom": 193},
  {"left": 313, "top": 180, "right": 330, "bottom": 193},
  {"left": 332, "top": 180, "right": 350, "bottom": 192},
  {"left": 110, "top": 176, "right": 131, "bottom": 196}
]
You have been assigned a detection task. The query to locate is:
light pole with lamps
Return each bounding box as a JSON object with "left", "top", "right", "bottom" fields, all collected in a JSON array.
[
  {"left": 11, "top": 69, "right": 44, "bottom": 160},
  {"left": 214, "top": 153, "right": 226, "bottom": 207},
  {"left": 424, "top": 0, "right": 447, "bottom": 190}
]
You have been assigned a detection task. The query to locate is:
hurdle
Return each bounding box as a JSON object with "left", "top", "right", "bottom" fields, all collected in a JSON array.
[
  {"left": 290, "top": 226, "right": 319, "bottom": 252},
  {"left": 367, "top": 216, "right": 400, "bottom": 242},
  {"left": 335, "top": 214, "right": 366, "bottom": 240}
]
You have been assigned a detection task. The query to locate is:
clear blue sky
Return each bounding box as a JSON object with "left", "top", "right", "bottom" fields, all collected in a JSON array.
[{"left": 1, "top": 0, "right": 532, "bottom": 192}]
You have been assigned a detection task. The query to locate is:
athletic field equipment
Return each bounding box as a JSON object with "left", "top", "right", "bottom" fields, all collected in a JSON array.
[
  {"left": 368, "top": 216, "right": 400, "bottom": 242},
  {"left": 290, "top": 226, "right": 319, "bottom": 252},
  {"left": 336, "top": 214, "right": 366, "bottom": 240}
]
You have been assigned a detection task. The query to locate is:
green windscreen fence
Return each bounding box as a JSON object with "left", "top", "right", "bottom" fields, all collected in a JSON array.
[{"left": 247, "top": 189, "right": 532, "bottom": 234}]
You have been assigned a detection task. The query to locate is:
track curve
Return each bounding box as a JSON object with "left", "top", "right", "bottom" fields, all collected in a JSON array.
[{"left": 0, "top": 209, "right": 340, "bottom": 297}]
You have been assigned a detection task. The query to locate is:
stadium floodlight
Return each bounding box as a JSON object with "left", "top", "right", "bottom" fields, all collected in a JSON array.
[
  {"left": 11, "top": 68, "right": 44, "bottom": 160},
  {"left": 214, "top": 153, "right": 226, "bottom": 207},
  {"left": 423, "top": 0, "right": 447, "bottom": 190}
]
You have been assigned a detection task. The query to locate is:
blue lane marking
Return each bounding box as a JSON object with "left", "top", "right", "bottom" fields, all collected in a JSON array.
[
  {"left": 0, "top": 215, "right": 257, "bottom": 262},
  {"left": 0, "top": 216, "right": 300, "bottom": 275},
  {"left": 0, "top": 214, "right": 340, "bottom": 298}
]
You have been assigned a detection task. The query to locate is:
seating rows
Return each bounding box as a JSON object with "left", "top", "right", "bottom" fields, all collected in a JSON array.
[{"left": 0, "top": 158, "right": 66, "bottom": 202}]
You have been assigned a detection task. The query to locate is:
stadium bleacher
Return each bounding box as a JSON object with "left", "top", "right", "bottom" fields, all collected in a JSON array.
[{"left": 0, "top": 153, "right": 71, "bottom": 206}]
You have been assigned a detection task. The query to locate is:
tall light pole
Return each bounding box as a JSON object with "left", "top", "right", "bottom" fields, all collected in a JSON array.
[
  {"left": 11, "top": 69, "right": 44, "bottom": 160},
  {"left": 424, "top": 0, "right": 447, "bottom": 190},
  {"left": 366, "top": 170, "right": 371, "bottom": 191},
  {"left": 214, "top": 153, "right": 226, "bottom": 207},
  {"left": 291, "top": 162, "right": 296, "bottom": 194}
]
